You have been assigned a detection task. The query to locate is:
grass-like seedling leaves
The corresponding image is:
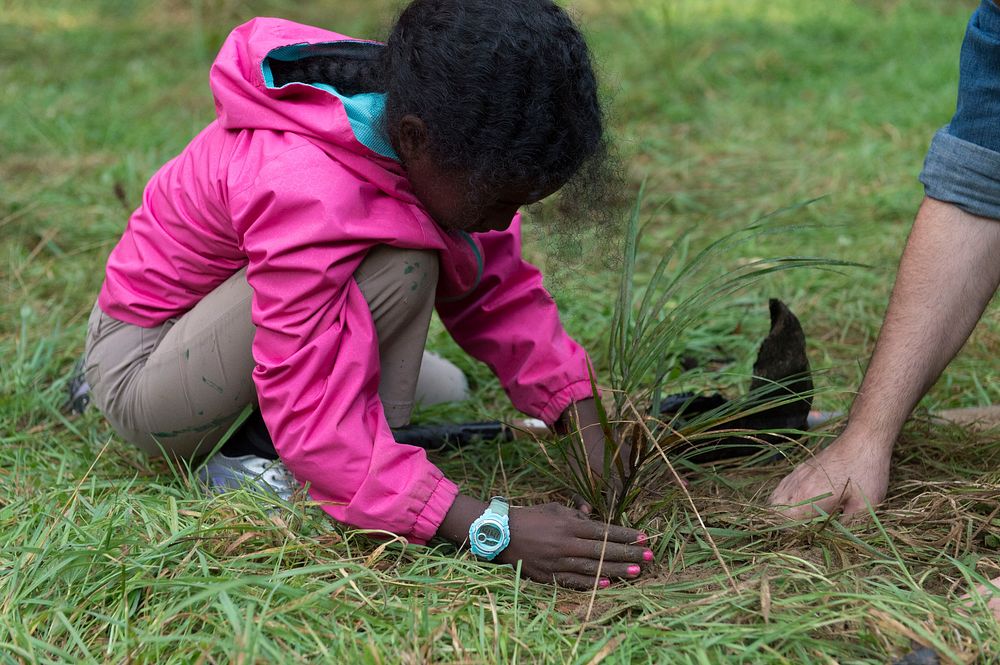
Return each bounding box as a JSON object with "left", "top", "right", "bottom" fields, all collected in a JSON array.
[{"left": 547, "top": 189, "right": 860, "bottom": 527}]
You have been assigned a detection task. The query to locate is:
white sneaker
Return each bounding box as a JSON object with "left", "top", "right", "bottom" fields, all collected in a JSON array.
[{"left": 198, "top": 453, "right": 298, "bottom": 502}]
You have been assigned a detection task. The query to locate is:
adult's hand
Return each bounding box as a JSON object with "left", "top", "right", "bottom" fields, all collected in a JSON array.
[
  {"left": 770, "top": 199, "right": 1000, "bottom": 520},
  {"left": 768, "top": 429, "right": 892, "bottom": 519},
  {"left": 495, "top": 502, "right": 652, "bottom": 590}
]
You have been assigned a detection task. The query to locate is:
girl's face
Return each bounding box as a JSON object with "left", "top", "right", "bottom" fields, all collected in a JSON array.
[
  {"left": 395, "top": 115, "right": 556, "bottom": 233},
  {"left": 407, "top": 162, "right": 551, "bottom": 234}
]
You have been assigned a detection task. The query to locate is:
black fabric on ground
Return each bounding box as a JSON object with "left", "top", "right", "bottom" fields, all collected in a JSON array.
[{"left": 220, "top": 410, "right": 280, "bottom": 460}]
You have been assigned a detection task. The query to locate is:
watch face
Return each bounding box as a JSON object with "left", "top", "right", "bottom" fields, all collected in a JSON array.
[{"left": 475, "top": 521, "right": 504, "bottom": 549}]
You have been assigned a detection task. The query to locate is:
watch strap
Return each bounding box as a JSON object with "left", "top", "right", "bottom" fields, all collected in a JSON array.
[{"left": 486, "top": 496, "right": 509, "bottom": 518}]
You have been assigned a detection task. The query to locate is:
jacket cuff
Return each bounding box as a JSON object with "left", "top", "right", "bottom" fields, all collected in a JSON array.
[
  {"left": 537, "top": 379, "right": 599, "bottom": 425},
  {"left": 407, "top": 475, "right": 460, "bottom": 545}
]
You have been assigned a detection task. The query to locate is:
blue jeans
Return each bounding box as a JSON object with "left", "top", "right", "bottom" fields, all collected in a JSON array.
[{"left": 920, "top": 0, "right": 1000, "bottom": 220}]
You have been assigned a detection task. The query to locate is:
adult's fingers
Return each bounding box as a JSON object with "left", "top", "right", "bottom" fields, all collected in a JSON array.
[
  {"left": 768, "top": 466, "right": 808, "bottom": 505},
  {"left": 779, "top": 500, "right": 829, "bottom": 519},
  {"left": 770, "top": 486, "right": 842, "bottom": 519},
  {"left": 841, "top": 495, "right": 874, "bottom": 521},
  {"left": 769, "top": 468, "right": 839, "bottom": 516}
]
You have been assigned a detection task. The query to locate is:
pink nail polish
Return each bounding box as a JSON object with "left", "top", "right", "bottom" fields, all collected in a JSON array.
[
  {"left": 627, "top": 565, "right": 640, "bottom": 576},
  {"left": 598, "top": 578, "right": 610, "bottom": 589},
  {"left": 643, "top": 550, "right": 654, "bottom": 562},
  {"left": 636, "top": 533, "right": 648, "bottom": 544}
]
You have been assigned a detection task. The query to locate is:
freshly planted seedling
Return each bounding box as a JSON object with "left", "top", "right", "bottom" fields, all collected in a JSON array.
[{"left": 541, "top": 188, "right": 858, "bottom": 526}]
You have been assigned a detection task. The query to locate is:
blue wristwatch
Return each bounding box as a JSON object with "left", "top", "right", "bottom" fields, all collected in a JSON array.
[{"left": 468, "top": 496, "right": 511, "bottom": 561}]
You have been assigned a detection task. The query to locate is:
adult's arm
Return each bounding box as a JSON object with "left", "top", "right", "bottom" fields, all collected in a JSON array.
[
  {"left": 768, "top": 198, "right": 1000, "bottom": 517},
  {"left": 770, "top": 0, "right": 1000, "bottom": 518}
]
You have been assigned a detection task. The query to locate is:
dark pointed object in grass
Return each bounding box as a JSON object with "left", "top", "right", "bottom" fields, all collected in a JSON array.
[{"left": 662, "top": 298, "right": 814, "bottom": 463}]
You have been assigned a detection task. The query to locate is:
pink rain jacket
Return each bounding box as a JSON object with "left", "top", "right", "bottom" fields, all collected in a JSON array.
[{"left": 98, "top": 18, "right": 593, "bottom": 543}]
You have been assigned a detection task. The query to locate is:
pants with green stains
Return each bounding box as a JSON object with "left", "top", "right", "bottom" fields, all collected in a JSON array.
[{"left": 83, "top": 245, "right": 469, "bottom": 458}]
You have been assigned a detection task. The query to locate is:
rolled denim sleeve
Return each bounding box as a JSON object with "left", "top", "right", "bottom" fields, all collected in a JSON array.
[
  {"left": 921, "top": 128, "right": 1000, "bottom": 220},
  {"left": 919, "top": 0, "right": 1000, "bottom": 220}
]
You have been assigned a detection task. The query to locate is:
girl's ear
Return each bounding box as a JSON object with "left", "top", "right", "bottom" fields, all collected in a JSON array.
[{"left": 396, "top": 114, "right": 429, "bottom": 165}]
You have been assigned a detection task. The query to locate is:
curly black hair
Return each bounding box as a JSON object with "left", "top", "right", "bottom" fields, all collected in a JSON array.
[
  {"left": 270, "top": 0, "right": 626, "bottom": 262},
  {"left": 387, "top": 0, "right": 628, "bottom": 264},
  {"left": 383, "top": 0, "right": 602, "bottom": 192}
]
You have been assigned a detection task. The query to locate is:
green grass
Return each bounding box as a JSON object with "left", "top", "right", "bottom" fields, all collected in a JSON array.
[{"left": 2, "top": 0, "right": 999, "bottom": 662}]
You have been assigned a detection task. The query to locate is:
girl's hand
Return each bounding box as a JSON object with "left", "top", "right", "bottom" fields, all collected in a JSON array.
[
  {"left": 495, "top": 502, "right": 652, "bottom": 590},
  {"left": 559, "top": 399, "right": 629, "bottom": 517},
  {"left": 572, "top": 479, "right": 624, "bottom": 516},
  {"left": 437, "top": 495, "right": 652, "bottom": 589}
]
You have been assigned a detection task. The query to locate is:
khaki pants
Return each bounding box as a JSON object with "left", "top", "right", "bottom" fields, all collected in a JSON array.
[{"left": 84, "top": 246, "right": 468, "bottom": 458}]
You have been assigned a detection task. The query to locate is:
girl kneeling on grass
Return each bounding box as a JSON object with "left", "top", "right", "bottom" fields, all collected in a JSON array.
[{"left": 83, "top": 0, "right": 653, "bottom": 588}]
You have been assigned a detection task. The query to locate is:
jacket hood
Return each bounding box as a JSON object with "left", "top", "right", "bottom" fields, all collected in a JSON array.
[
  {"left": 208, "top": 18, "right": 489, "bottom": 300},
  {"left": 210, "top": 18, "right": 417, "bottom": 203}
]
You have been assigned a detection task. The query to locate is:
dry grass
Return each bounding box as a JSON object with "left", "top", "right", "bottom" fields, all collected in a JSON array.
[{"left": 2, "top": 0, "right": 999, "bottom": 662}]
